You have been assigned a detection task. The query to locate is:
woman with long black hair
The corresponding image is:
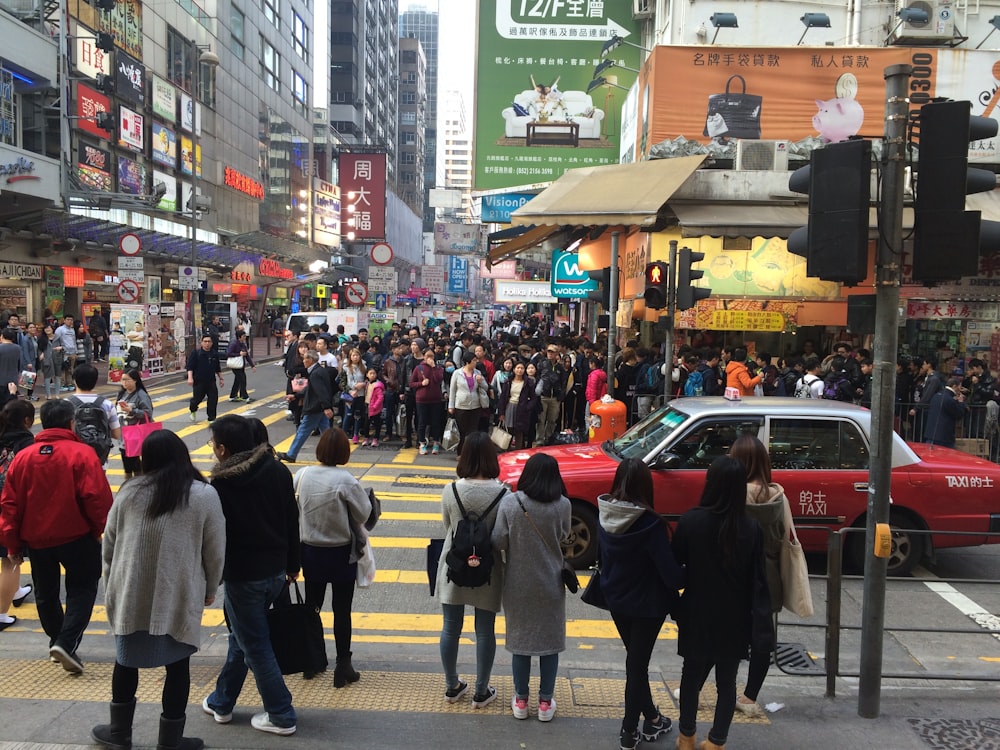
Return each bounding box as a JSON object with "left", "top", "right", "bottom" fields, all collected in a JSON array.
[
  {"left": 115, "top": 368, "right": 154, "bottom": 479},
  {"left": 671, "top": 456, "right": 773, "bottom": 750},
  {"left": 0, "top": 399, "right": 36, "bottom": 630},
  {"left": 93, "top": 430, "right": 225, "bottom": 750}
]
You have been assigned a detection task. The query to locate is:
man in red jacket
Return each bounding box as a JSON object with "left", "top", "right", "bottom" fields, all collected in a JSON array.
[{"left": 0, "top": 398, "right": 112, "bottom": 674}]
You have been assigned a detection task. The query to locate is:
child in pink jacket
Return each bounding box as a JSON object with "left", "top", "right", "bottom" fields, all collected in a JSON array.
[{"left": 362, "top": 368, "right": 385, "bottom": 447}]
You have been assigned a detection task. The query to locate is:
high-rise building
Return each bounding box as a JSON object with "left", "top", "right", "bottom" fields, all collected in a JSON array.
[
  {"left": 397, "top": 37, "right": 425, "bottom": 218},
  {"left": 441, "top": 88, "right": 473, "bottom": 223},
  {"left": 398, "top": 5, "right": 437, "bottom": 231},
  {"left": 329, "top": 0, "right": 399, "bottom": 184}
]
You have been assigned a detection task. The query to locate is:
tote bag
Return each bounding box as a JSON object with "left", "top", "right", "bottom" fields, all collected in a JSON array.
[
  {"left": 267, "top": 581, "right": 328, "bottom": 676},
  {"left": 121, "top": 413, "right": 162, "bottom": 458},
  {"left": 779, "top": 527, "right": 813, "bottom": 617}
]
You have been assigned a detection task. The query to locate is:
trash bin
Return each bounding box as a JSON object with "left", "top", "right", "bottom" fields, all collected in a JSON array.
[{"left": 589, "top": 397, "right": 628, "bottom": 443}]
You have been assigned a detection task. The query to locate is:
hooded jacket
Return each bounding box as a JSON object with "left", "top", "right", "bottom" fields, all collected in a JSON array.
[
  {"left": 725, "top": 360, "right": 762, "bottom": 396},
  {"left": 744, "top": 481, "right": 790, "bottom": 613},
  {"left": 597, "top": 495, "right": 684, "bottom": 619},
  {"left": 210, "top": 444, "right": 300, "bottom": 582}
]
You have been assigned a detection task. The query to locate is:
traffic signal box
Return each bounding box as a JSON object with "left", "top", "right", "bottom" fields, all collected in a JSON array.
[
  {"left": 787, "top": 138, "right": 872, "bottom": 286},
  {"left": 677, "top": 249, "right": 710, "bottom": 311},
  {"left": 587, "top": 268, "right": 611, "bottom": 308},
  {"left": 913, "top": 100, "right": 999, "bottom": 283},
  {"left": 643, "top": 261, "right": 668, "bottom": 309}
]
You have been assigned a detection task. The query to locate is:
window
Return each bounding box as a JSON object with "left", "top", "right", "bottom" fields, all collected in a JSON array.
[
  {"left": 401, "top": 91, "right": 416, "bottom": 105},
  {"left": 167, "top": 27, "right": 196, "bottom": 92},
  {"left": 293, "top": 13, "right": 308, "bottom": 61},
  {"left": 768, "top": 419, "right": 869, "bottom": 471},
  {"left": 404, "top": 71, "right": 417, "bottom": 84},
  {"left": 401, "top": 152, "right": 416, "bottom": 164},
  {"left": 263, "top": 0, "right": 280, "bottom": 29},
  {"left": 400, "top": 111, "right": 416, "bottom": 125},
  {"left": 261, "top": 37, "right": 280, "bottom": 92},
  {"left": 666, "top": 419, "right": 762, "bottom": 470},
  {"left": 230, "top": 5, "right": 245, "bottom": 60},
  {"left": 401, "top": 131, "right": 415, "bottom": 145},
  {"left": 292, "top": 70, "right": 308, "bottom": 113}
]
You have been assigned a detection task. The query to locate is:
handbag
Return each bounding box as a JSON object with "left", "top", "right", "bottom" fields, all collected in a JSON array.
[
  {"left": 580, "top": 566, "right": 609, "bottom": 610},
  {"left": 490, "top": 424, "right": 513, "bottom": 451},
  {"left": 291, "top": 375, "right": 308, "bottom": 393},
  {"left": 364, "top": 487, "right": 381, "bottom": 531},
  {"left": 18, "top": 370, "right": 36, "bottom": 389},
  {"left": 779, "top": 526, "right": 814, "bottom": 617},
  {"left": 355, "top": 524, "right": 376, "bottom": 588},
  {"left": 121, "top": 413, "right": 162, "bottom": 458},
  {"left": 226, "top": 354, "right": 245, "bottom": 369},
  {"left": 514, "top": 494, "right": 579, "bottom": 593},
  {"left": 703, "top": 75, "right": 762, "bottom": 139},
  {"left": 266, "top": 581, "right": 329, "bottom": 676},
  {"left": 426, "top": 537, "right": 445, "bottom": 595}
]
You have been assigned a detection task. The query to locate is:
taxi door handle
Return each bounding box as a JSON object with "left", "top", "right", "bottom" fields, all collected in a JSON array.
[{"left": 853, "top": 482, "right": 869, "bottom": 492}]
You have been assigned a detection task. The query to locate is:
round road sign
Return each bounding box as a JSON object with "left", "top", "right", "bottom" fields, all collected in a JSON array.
[
  {"left": 117, "top": 279, "right": 141, "bottom": 303},
  {"left": 370, "top": 242, "right": 394, "bottom": 266},
  {"left": 119, "top": 233, "right": 142, "bottom": 256},
  {"left": 345, "top": 281, "right": 368, "bottom": 306}
]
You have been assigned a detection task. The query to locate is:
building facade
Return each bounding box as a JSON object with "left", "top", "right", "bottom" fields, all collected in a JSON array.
[
  {"left": 398, "top": 5, "right": 438, "bottom": 232},
  {"left": 396, "top": 36, "right": 425, "bottom": 218}
]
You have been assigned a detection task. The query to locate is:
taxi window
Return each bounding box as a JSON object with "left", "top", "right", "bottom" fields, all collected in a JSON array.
[
  {"left": 666, "top": 419, "right": 762, "bottom": 469},
  {"left": 769, "top": 418, "right": 869, "bottom": 470}
]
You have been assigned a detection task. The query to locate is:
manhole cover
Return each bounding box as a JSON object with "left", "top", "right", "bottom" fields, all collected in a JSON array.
[
  {"left": 774, "top": 642, "right": 825, "bottom": 675},
  {"left": 908, "top": 718, "right": 1000, "bottom": 750}
]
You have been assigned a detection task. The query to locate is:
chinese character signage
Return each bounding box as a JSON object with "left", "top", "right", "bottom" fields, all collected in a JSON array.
[
  {"left": 151, "top": 123, "right": 175, "bottom": 167},
  {"left": 117, "top": 155, "right": 146, "bottom": 195},
  {"left": 223, "top": 166, "right": 264, "bottom": 200},
  {"left": 434, "top": 222, "right": 482, "bottom": 255},
  {"left": 151, "top": 75, "right": 175, "bottom": 121},
  {"left": 77, "top": 140, "right": 112, "bottom": 191},
  {"left": 73, "top": 24, "right": 111, "bottom": 80},
  {"left": 99, "top": 0, "right": 142, "bottom": 60},
  {"left": 448, "top": 256, "right": 468, "bottom": 295},
  {"left": 76, "top": 83, "right": 110, "bottom": 139},
  {"left": 312, "top": 179, "right": 341, "bottom": 248},
  {"left": 119, "top": 105, "right": 144, "bottom": 152},
  {"left": 338, "top": 152, "right": 386, "bottom": 240},
  {"left": 473, "top": 0, "right": 643, "bottom": 191},
  {"left": 905, "top": 300, "right": 998, "bottom": 321},
  {"left": 115, "top": 51, "right": 145, "bottom": 105}
]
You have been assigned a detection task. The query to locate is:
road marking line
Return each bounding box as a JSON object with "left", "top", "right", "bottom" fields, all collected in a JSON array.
[{"left": 914, "top": 567, "right": 1000, "bottom": 644}]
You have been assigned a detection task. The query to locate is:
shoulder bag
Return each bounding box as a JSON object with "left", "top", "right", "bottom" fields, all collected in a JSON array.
[
  {"left": 514, "top": 494, "right": 579, "bottom": 593},
  {"left": 121, "top": 412, "right": 162, "bottom": 458},
  {"left": 226, "top": 354, "right": 245, "bottom": 369},
  {"left": 779, "top": 508, "right": 813, "bottom": 617},
  {"left": 580, "top": 562, "right": 608, "bottom": 610},
  {"left": 267, "top": 581, "right": 329, "bottom": 675}
]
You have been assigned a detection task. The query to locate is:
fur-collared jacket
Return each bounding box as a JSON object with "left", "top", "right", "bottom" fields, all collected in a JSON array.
[{"left": 210, "top": 443, "right": 300, "bottom": 582}]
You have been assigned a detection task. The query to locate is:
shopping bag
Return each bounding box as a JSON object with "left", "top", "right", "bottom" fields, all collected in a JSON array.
[
  {"left": 226, "top": 355, "right": 245, "bottom": 369},
  {"left": 291, "top": 376, "right": 308, "bottom": 393},
  {"left": 121, "top": 414, "right": 163, "bottom": 458},
  {"left": 17, "top": 370, "right": 36, "bottom": 390},
  {"left": 267, "top": 581, "right": 329, "bottom": 676},
  {"left": 355, "top": 525, "right": 376, "bottom": 588},
  {"left": 426, "top": 537, "right": 445, "bottom": 596},
  {"left": 580, "top": 567, "right": 609, "bottom": 610},
  {"left": 490, "top": 425, "right": 512, "bottom": 451},
  {"left": 703, "top": 75, "right": 762, "bottom": 139},
  {"left": 441, "top": 418, "right": 459, "bottom": 451},
  {"left": 779, "top": 528, "right": 814, "bottom": 617}
]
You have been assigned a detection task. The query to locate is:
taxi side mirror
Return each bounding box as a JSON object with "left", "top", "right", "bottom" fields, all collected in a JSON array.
[{"left": 649, "top": 452, "right": 682, "bottom": 471}]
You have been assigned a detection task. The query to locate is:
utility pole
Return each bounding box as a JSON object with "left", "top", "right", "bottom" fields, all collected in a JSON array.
[
  {"left": 662, "top": 239, "right": 678, "bottom": 403},
  {"left": 606, "top": 230, "right": 620, "bottom": 398},
  {"left": 858, "top": 62, "right": 911, "bottom": 719}
]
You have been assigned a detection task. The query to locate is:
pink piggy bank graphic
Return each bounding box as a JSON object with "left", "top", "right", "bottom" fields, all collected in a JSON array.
[{"left": 813, "top": 97, "right": 865, "bottom": 143}]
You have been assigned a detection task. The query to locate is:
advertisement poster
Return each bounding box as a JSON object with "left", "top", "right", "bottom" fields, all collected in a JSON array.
[
  {"left": 180, "top": 135, "right": 193, "bottom": 175},
  {"left": 45, "top": 268, "right": 64, "bottom": 318},
  {"left": 636, "top": 46, "right": 1000, "bottom": 162},
  {"left": 180, "top": 93, "right": 194, "bottom": 132},
  {"left": 117, "top": 155, "right": 146, "bottom": 194},
  {"left": 107, "top": 305, "right": 180, "bottom": 382},
  {"left": 75, "top": 82, "right": 110, "bottom": 139},
  {"left": 151, "top": 75, "right": 175, "bottom": 121},
  {"left": 473, "top": 0, "right": 642, "bottom": 191},
  {"left": 99, "top": 0, "right": 142, "bottom": 59},
  {"left": 366, "top": 310, "right": 397, "bottom": 339},
  {"left": 77, "top": 140, "right": 112, "bottom": 190},
  {"left": 119, "top": 105, "right": 144, "bottom": 152},
  {"left": 151, "top": 122, "right": 176, "bottom": 167},
  {"left": 115, "top": 50, "right": 145, "bottom": 105},
  {"left": 153, "top": 170, "right": 177, "bottom": 211},
  {"left": 73, "top": 23, "right": 111, "bottom": 80},
  {"left": 434, "top": 222, "right": 482, "bottom": 255},
  {"left": 448, "top": 256, "right": 468, "bottom": 295}
]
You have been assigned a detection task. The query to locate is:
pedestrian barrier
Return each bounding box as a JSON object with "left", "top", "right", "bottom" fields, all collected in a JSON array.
[{"left": 772, "top": 525, "right": 1000, "bottom": 697}]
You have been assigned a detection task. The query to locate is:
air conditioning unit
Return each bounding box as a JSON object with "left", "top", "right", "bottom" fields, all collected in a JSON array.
[
  {"left": 735, "top": 140, "right": 789, "bottom": 171},
  {"left": 632, "top": 0, "right": 653, "bottom": 20},
  {"left": 890, "top": 0, "right": 955, "bottom": 44}
]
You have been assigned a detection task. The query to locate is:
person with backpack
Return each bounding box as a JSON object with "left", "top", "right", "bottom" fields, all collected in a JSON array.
[
  {"left": 821, "top": 355, "right": 855, "bottom": 402},
  {"left": 795, "top": 358, "right": 825, "bottom": 399},
  {"left": 683, "top": 355, "right": 706, "bottom": 397},
  {"left": 69, "top": 363, "right": 121, "bottom": 468},
  {"left": 0, "top": 399, "right": 36, "bottom": 631},
  {"left": 634, "top": 348, "right": 665, "bottom": 419},
  {"left": 436, "top": 432, "right": 508, "bottom": 709},
  {"left": 697, "top": 350, "right": 723, "bottom": 397},
  {"left": 492, "top": 453, "right": 572, "bottom": 722}
]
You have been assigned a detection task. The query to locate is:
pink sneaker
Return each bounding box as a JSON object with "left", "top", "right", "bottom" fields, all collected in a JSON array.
[
  {"left": 371, "top": 439, "right": 379, "bottom": 447},
  {"left": 538, "top": 697, "right": 556, "bottom": 722},
  {"left": 352, "top": 435, "right": 360, "bottom": 445},
  {"left": 360, "top": 439, "right": 370, "bottom": 447}
]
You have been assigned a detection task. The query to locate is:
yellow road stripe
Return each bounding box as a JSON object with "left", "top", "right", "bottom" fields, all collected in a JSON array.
[
  {"left": 364, "top": 475, "right": 451, "bottom": 485},
  {"left": 380, "top": 511, "right": 441, "bottom": 522}
]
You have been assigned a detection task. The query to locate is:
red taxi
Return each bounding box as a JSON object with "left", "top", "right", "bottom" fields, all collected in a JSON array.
[{"left": 498, "top": 397, "right": 1000, "bottom": 575}]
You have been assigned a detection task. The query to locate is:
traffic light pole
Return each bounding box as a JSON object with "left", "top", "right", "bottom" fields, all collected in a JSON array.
[
  {"left": 858, "top": 62, "right": 911, "bottom": 719},
  {"left": 606, "top": 230, "right": 620, "bottom": 399},
  {"left": 663, "top": 240, "right": 678, "bottom": 403}
]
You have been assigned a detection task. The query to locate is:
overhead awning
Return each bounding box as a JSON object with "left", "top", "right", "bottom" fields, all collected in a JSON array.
[
  {"left": 510, "top": 155, "right": 706, "bottom": 228},
  {"left": 670, "top": 204, "right": 922, "bottom": 238},
  {"left": 485, "top": 224, "right": 568, "bottom": 268}
]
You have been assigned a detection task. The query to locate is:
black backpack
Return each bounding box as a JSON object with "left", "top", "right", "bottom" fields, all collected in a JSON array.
[
  {"left": 444, "top": 482, "right": 506, "bottom": 588},
  {"left": 68, "top": 395, "right": 113, "bottom": 464}
]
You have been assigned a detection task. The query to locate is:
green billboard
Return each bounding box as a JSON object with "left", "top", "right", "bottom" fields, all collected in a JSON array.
[{"left": 474, "top": 0, "right": 642, "bottom": 191}]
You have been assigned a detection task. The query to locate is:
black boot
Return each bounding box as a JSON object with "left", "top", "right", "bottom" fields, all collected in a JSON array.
[
  {"left": 91, "top": 699, "right": 136, "bottom": 750},
  {"left": 333, "top": 652, "right": 360, "bottom": 688},
  {"left": 155, "top": 714, "right": 203, "bottom": 750}
]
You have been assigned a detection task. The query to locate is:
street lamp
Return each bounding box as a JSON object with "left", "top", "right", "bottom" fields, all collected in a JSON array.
[{"left": 189, "top": 46, "right": 219, "bottom": 339}]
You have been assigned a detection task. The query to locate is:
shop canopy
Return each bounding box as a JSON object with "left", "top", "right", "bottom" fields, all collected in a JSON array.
[
  {"left": 485, "top": 224, "right": 578, "bottom": 268},
  {"left": 509, "top": 155, "right": 706, "bottom": 229}
]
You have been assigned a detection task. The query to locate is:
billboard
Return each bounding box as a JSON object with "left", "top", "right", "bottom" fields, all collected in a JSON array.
[
  {"left": 448, "top": 256, "right": 468, "bottom": 295},
  {"left": 119, "top": 105, "right": 144, "bottom": 152},
  {"left": 153, "top": 170, "right": 178, "bottom": 212},
  {"left": 117, "top": 155, "right": 146, "bottom": 195},
  {"left": 637, "top": 46, "right": 1000, "bottom": 163},
  {"left": 77, "top": 140, "right": 112, "bottom": 191},
  {"left": 434, "top": 222, "right": 482, "bottom": 255},
  {"left": 339, "top": 152, "right": 387, "bottom": 240},
  {"left": 76, "top": 83, "right": 110, "bottom": 139},
  {"left": 151, "top": 122, "right": 176, "bottom": 167},
  {"left": 116, "top": 51, "right": 145, "bottom": 105},
  {"left": 73, "top": 24, "right": 111, "bottom": 80},
  {"left": 151, "top": 75, "right": 176, "bottom": 121},
  {"left": 473, "top": 0, "right": 643, "bottom": 191},
  {"left": 481, "top": 192, "right": 535, "bottom": 223},
  {"left": 313, "top": 179, "right": 341, "bottom": 248}
]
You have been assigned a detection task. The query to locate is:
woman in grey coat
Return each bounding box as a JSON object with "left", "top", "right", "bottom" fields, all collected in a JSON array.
[
  {"left": 493, "top": 453, "right": 571, "bottom": 723},
  {"left": 93, "top": 429, "right": 225, "bottom": 750},
  {"left": 436, "top": 432, "right": 508, "bottom": 709}
]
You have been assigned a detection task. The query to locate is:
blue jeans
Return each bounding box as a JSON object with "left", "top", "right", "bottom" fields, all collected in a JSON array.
[
  {"left": 286, "top": 411, "right": 330, "bottom": 460},
  {"left": 440, "top": 603, "right": 496, "bottom": 695},
  {"left": 511, "top": 652, "right": 559, "bottom": 701},
  {"left": 207, "top": 575, "right": 296, "bottom": 728}
]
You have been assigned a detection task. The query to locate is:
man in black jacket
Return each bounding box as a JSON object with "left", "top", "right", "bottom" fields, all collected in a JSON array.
[
  {"left": 186, "top": 334, "right": 224, "bottom": 422},
  {"left": 534, "top": 343, "right": 566, "bottom": 446},
  {"left": 401, "top": 338, "right": 424, "bottom": 448},
  {"left": 278, "top": 349, "right": 333, "bottom": 462},
  {"left": 205, "top": 415, "right": 301, "bottom": 735}
]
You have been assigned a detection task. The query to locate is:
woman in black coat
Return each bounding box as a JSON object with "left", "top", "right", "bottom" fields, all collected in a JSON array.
[
  {"left": 671, "top": 456, "right": 773, "bottom": 750},
  {"left": 496, "top": 362, "right": 538, "bottom": 450}
]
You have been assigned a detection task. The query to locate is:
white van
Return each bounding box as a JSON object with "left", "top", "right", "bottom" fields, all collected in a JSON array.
[{"left": 285, "top": 309, "right": 360, "bottom": 338}]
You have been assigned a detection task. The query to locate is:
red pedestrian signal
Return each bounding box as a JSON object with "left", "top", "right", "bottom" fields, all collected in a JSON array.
[{"left": 643, "top": 261, "right": 668, "bottom": 310}]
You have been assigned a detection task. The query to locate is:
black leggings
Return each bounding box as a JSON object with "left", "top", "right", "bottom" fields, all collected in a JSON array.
[
  {"left": 112, "top": 657, "right": 190, "bottom": 719},
  {"left": 678, "top": 656, "right": 740, "bottom": 745},
  {"left": 305, "top": 578, "right": 356, "bottom": 659},
  {"left": 611, "top": 612, "right": 665, "bottom": 732},
  {"left": 744, "top": 647, "right": 771, "bottom": 701}
]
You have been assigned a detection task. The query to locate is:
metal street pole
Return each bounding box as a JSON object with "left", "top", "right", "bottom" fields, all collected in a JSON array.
[
  {"left": 662, "top": 239, "right": 678, "bottom": 404},
  {"left": 858, "top": 62, "right": 911, "bottom": 719},
  {"left": 606, "top": 230, "right": 620, "bottom": 399}
]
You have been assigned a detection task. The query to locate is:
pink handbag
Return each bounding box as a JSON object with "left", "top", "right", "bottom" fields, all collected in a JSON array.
[{"left": 122, "top": 413, "right": 163, "bottom": 458}]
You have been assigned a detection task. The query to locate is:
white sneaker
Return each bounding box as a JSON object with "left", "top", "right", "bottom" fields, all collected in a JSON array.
[
  {"left": 511, "top": 695, "right": 528, "bottom": 720},
  {"left": 251, "top": 712, "right": 296, "bottom": 736},
  {"left": 538, "top": 697, "right": 556, "bottom": 722},
  {"left": 202, "top": 696, "right": 232, "bottom": 724}
]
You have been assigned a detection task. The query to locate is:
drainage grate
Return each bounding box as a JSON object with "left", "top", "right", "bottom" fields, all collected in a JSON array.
[
  {"left": 908, "top": 718, "right": 1000, "bottom": 750},
  {"left": 774, "top": 641, "right": 825, "bottom": 675}
]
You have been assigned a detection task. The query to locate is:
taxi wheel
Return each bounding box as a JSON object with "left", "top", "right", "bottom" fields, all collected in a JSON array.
[
  {"left": 846, "top": 510, "right": 926, "bottom": 577},
  {"left": 563, "top": 501, "right": 598, "bottom": 569}
]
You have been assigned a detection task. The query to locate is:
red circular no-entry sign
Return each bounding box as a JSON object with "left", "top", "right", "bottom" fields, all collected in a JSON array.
[
  {"left": 345, "top": 282, "right": 368, "bottom": 306},
  {"left": 117, "top": 279, "right": 141, "bottom": 303}
]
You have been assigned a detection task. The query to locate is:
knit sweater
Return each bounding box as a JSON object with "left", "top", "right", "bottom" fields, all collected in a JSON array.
[
  {"left": 293, "top": 465, "right": 371, "bottom": 547},
  {"left": 102, "top": 480, "right": 225, "bottom": 648},
  {"left": 448, "top": 367, "right": 489, "bottom": 411}
]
